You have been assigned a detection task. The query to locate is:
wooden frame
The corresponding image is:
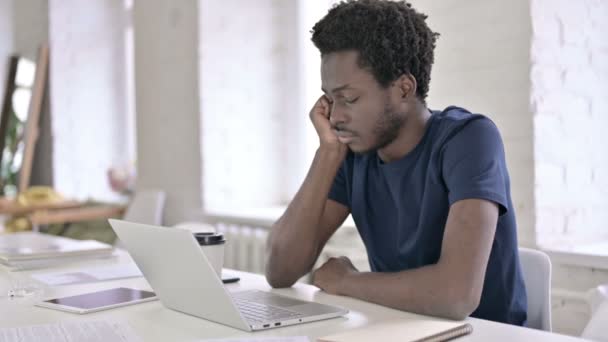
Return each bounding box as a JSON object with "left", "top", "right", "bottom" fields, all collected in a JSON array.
[
  {"left": 19, "top": 44, "right": 49, "bottom": 193},
  {"left": 0, "top": 44, "right": 49, "bottom": 196}
]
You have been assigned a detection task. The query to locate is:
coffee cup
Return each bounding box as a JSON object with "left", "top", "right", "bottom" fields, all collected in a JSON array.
[{"left": 194, "top": 232, "right": 226, "bottom": 278}]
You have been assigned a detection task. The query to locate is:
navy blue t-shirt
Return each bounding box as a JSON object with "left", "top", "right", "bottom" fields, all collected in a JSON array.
[{"left": 328, "top": 106, "right": 527, "bottom": 326}]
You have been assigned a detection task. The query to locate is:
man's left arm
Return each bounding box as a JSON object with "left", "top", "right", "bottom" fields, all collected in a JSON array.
[{"left": 312, "top": 198, "right": 497, "bottom": 320}]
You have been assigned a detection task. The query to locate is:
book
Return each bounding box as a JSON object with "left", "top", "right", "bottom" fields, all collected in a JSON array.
[
  {"left": 318, "top": 318, "right": 473, "bottom": 342},
  {"left": 0, "top": 232, "right": 114, "bottom": 264}
]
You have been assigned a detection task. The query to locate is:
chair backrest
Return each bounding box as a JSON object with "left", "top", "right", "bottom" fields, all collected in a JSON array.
[
  {"left": 519, "top": 247, "right": 552, "bottom": 331},
  {"left": 586, "top": 284, "right": 608, "bottom": 313},
  {"left": 114, "top": 190, "right": 166, "bottom": 248},
  {"left": 123, "top": 190, "right": 166, "bottom": 225},
  {"left": 581, "top": 284, "right": 608, "bottom": 341}
]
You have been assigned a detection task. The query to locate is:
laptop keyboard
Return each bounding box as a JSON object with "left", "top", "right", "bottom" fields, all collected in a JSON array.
[{"left": 231, "top": 292, "right": 303, "bottom": 323}]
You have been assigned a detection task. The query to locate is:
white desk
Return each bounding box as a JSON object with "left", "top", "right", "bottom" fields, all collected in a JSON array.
[{"left": 0, "top": 251, "right": 588, "bottom": 341}]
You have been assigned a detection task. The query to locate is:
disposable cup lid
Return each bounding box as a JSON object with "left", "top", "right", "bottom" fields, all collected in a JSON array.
[{"left": 194, "top": 232, "right": 225, "bottom": 246}]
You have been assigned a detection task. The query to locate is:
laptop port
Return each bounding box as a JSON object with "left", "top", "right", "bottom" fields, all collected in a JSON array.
[
  {"left": 274, "top": 322, "right": 281, "bottom": 326},
  {"left": 263, "top": 324, "right": 270, "bottom": 328}
]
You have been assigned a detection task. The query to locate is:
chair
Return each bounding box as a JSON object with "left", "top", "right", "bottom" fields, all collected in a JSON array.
[
  {"left": 122, "top": 190, "right": 166, "bottom": 225},
  {"left": 519, "top": 247, "right": 552, "bottom": 331},
  {"left": 581, "top": 284, "right": 608, "bottom": 341},
  {"left": 113, "top": 190, "right": 166, "bottom": 248}
]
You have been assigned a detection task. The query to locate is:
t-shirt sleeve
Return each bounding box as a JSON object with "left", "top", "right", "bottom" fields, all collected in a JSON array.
[
  {"left": 441, "top": 118, "right": 509, "bottom": 215},
  {"left": 327, "top": 158, "right": 350, "bottom": 208}
]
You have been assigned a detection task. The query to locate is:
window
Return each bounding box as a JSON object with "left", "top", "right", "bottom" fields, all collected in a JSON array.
[
  {"left": 49, "top": 0, "right": 136, "bottom": 202},
  {"left": 200, "top": 0, "right": 339, "bottom": 211}
]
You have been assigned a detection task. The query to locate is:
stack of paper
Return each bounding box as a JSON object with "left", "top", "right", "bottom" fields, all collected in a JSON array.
[
  {"left": 0, "top": 232, "right": 114, "bottom": 270},
  {"left": 0, "top": 320, "right": 141, "bottom": 342},
  {"left": 318, "top": 318, "right": 472, "bottom": 342},
  {"left": 31, "top": 263, "right": 143, "bottom": 286}
]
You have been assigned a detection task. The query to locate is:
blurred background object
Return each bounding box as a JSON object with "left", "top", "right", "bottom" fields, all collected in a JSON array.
[{"left": 107, "top": 164, "right": 136, "bottom": 196}]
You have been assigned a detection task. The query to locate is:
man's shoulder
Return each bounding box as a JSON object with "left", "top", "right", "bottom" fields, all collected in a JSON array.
[
  {"left": 432, "top": 105, "right": 491, "bottom": 127},
  {"left": 431, "top": 106, "right": 500, "bottom": 144}
]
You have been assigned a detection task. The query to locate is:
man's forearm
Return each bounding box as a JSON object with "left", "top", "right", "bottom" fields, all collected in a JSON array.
[
  {"left": 339, "top": 264, "right": 479, "bottom": 320},
  {"left": 329, "top": 200, "right": 497, "bottom": 320},
  {"left": 266, "top": 147, "right": 345, "bottom": 287}
]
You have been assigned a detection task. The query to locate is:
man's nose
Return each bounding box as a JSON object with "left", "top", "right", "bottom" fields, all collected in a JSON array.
[{"left": 329, "top": 104, "right": 347, "bottom": 127}]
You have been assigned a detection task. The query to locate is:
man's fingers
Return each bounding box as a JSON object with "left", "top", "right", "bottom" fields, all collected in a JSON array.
[
  {"left": 313, "top": 95, "right": 330, "bottom": 118},
  {"left": 321, "top": 98, "right": 331, "bottom": 118},
  {"left": 322, "top": 257, "right": 336, "bottom": 268}
]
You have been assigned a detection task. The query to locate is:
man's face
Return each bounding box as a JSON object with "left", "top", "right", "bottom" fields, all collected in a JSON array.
[{"left": 321, "top": 50, "right": 406, "bottom": 154}]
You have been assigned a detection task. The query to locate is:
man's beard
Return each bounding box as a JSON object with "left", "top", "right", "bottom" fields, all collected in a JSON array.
[{"left": 364, "top": 103, "right": 406, "bottom": 153}]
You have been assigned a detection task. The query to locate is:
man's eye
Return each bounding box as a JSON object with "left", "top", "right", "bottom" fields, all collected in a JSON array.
[{"left": 345, "top": 97, "right": 359, "bottom": 104}]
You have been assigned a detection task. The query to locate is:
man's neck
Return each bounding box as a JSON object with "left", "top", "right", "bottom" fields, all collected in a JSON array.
[{"left": 377, "top": 101, "right": 431, "bottom": 163}]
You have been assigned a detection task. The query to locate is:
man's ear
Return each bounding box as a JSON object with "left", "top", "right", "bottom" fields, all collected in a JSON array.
[{"left": 396, "top": 74, "right": 417, "bottom": 101}]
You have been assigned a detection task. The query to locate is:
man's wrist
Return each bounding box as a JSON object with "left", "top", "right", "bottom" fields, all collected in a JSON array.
[
  {"left": 317, "top": 144, "right": 347, "bottom": 160},
  {"left": 338, "top": 270, "right": 358, "bottom": 296}
]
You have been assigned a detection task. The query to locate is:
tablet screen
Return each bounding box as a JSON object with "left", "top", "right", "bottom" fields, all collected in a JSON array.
[{"left": 45, "top": 287, "right": 156, "bottom": 309}]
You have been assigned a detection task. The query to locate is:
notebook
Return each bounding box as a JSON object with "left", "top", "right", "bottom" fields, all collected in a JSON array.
[
  {"left": 318, "top": 318, "right": 472, "bottom": 342},
  {"left": 0, "top": 232, "right": 113, "bottom": 264}
]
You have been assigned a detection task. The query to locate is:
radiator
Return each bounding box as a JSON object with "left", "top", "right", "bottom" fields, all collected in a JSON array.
[
  {"left": 215, "top": 223, "right": 269, "bottom": 275},
  {"left": 207, "top": 211, "right": 369, "bottom": 278}
]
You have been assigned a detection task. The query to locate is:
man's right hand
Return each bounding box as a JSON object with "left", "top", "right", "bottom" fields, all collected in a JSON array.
[
  {"left": 266, "top": 95, "right": 352, "bottom": 288},
  {"left": 309, "top": 95, "right": 348, "bottom": 157}
]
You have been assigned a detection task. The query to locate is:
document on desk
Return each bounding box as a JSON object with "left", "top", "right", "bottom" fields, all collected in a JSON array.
[
  {"left": 318, "top": 318, "right": 472, "bottom": 342},
  {"left": 30, "top": 263, "right": 143, "bottom": 286},
  {"left": 199, "top": 337, "right": 309, "bottom": 342},
  {"left": 0, "top": 320, "right": 141, "bottom": 342}
]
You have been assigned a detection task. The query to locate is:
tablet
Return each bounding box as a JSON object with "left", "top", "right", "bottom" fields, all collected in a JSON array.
[{"left": 36, "top": 287, "right": 157, "bottom": 314}]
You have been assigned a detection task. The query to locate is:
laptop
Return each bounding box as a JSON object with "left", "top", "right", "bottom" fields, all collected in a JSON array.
[{"left": 109, "top": 219, "right": 348, "bottom": 331}]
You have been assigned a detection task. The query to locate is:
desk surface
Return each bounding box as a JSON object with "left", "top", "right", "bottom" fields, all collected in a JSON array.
[{"left": 0, "top": 251, "right": 588, "bottom": 341}]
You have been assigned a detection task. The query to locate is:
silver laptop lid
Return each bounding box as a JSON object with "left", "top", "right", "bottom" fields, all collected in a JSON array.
[{"left": 109, "top": 219, "right": 250, "bottom": 331}]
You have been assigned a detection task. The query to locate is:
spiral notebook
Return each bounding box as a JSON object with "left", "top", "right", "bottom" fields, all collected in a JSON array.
[{"left": 318, "top": 318, "right": 472, "bottom": 342}]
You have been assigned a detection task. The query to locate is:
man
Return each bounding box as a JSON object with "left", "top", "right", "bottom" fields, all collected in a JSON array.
[{"left": 265, "top": 0, "right": 527, "bottom": 326}]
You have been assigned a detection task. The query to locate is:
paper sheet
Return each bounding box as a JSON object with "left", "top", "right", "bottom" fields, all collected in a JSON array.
[
  {"left": 30, "top": 263, "right": 143, "bottom": 286},
  {"left": 199, "top": 338, "right": 309, "bottom": 342},
  {"left": 0, "top": 320, "right": 141, "bottom": 342},
  {"left": 318, "top": 319, "right": 472, "bottom": 342}
]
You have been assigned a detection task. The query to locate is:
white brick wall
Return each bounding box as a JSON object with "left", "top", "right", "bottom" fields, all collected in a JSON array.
[
  {"left": 409, "top": 0, "right": 536, "bottom": 247},
  {"left": 199, "top": 0, "right": 297, "bottom": 210},
  {"left": 531, "top": 0, "right": 608, "bottom": 336},
  {"left": 531, "top": 0, "right": 608, "bottom": 246},
  {"left": 49, "top": 0, "right": 132, "bottom": 202}
]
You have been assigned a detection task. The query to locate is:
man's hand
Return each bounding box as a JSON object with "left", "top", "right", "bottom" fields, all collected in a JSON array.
[
  {"left": 310, "top": 95, "right": 347, "bottom": 157},
  {"left": 312, "top": 256, "right": 359, "bottom": 295},
  {"left": 265, "top": 97, "right": 351, "bottom": 289}
]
